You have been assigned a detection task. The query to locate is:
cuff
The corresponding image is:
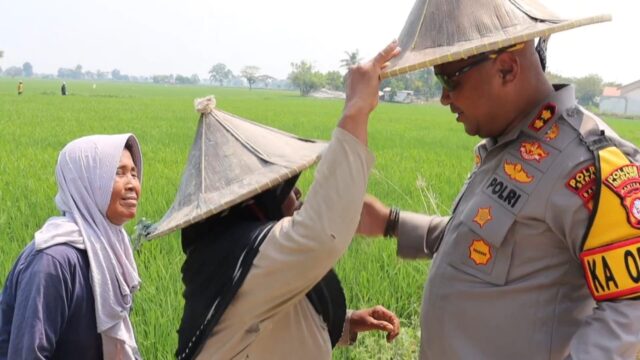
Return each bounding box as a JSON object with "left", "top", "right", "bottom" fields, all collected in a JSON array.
[{"left": 337, "top": 309, "right": 358, "bottom": 347}]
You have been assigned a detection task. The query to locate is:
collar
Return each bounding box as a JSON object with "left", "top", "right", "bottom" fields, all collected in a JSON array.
[{"left": 488, "top": 84, "right": 577, "bottom": 149}]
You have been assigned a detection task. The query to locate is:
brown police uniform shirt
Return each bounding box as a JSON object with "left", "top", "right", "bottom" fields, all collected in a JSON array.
[
  {"left": 398, "top": 85, "right": 640, "bottom": 360},
  {"left": 197, "top": 128, "right": 374, "bottom": 359}
]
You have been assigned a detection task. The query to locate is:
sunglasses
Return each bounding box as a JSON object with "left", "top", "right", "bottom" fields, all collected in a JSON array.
[{"left": 435, "top": 43, "right": 525, "bottom": 92}]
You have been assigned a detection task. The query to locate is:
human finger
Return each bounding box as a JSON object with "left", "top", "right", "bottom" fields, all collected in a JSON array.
[{"left": 373, "top": 40, "right": 401, "bottom": 68}]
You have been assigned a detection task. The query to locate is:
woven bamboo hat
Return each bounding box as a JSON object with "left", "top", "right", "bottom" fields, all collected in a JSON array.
[
  {"left": 145, "top": 96, "right": 327, "bottom": 239},
  {"left": 381, "top": 0, "right": 611, "bottom": 78}
]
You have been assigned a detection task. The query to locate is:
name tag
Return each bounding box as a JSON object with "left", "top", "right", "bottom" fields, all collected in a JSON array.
[{"left": 580, "top": 237, "right": 640, "bottom": 301}]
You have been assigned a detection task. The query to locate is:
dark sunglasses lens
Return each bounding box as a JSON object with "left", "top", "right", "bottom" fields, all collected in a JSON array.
[{"left": 435, "top": 74, "right": 453, "bottom": 91}]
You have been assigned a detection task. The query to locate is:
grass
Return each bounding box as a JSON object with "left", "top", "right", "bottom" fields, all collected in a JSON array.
[{"left": 1, "top": 78, "right": 638, "bottom": 359}]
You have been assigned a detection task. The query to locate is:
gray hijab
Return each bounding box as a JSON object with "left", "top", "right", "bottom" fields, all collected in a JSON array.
[{"left": 35, "top": 134, "right": 143, "bottom": 359}]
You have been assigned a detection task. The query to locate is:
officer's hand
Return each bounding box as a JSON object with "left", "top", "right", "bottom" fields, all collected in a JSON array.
[
  {"left": 350, "top": 305, "right": 401, "bottom": 342},
  {"left": 357, "top": 194, "right": 390, "bottom": 237}
]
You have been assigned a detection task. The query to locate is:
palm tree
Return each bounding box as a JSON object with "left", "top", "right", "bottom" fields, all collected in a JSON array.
[{"left": 340, "top": 50, "right": 362, "bottom": 69}]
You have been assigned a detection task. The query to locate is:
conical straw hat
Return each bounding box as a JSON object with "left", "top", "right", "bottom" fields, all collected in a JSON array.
[
  {"left": 145, "top": 96, "right": 327, "bottom": 240},
  {"left": 382, "top": 0, "right": 611, "bottom": 78}
]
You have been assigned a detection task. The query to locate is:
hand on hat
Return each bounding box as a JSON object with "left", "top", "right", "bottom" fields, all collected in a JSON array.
[{"left": 343, "top": 40, "right": 401, "bottom": 118}]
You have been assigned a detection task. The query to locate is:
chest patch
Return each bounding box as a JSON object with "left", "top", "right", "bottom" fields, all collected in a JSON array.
[
  {"left": 469, "top": 239, "right": 492, "bottom": 265},
  {"left": 566, "top": 164, "right": 597, "bottom": 212},
  {"left": 473, "top": 207, "right": 493, "bottom": 228},
  {"left": 504, "top": 160, "right": 534, "bottom": 183},
  {"left": 544, "top": 123, "right": 560, "bottom": 141},
  {"left": 519, "top": 141, "right": 549, "bottom": 163},
  {"left": 528, "top": 102, "right": 556, "bottom": 132}
]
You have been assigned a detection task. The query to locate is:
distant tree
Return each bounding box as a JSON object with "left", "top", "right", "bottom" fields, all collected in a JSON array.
[
  {"left": 209, "top": 63, "right": 233, "bottom": 86},
  {"left": 22, "top": 62, "right": 33, "bottom": 77},
  {"left": 191, "top": 74, "right": 201, "bottom": 84},
  {"left": 545, "top": 72, "right": 572, "bottom": 85},
  {"left": 258, "top": 74, "right": 276, "bottom": 88},
  {"left": 4, "top": 66, "right": 23, "bottom": 78},
  {"left": 325, "top": 71, "right": 344, "bottom": 91},
  {"left": 0, "top": 50, "right": 3, "bottom": 59},
  {"left": 152, "top": 74, "right": 171, "bottom": 84},
  {"left": 603, "top": 81, "right": 622, "bottom": 88},
  {"left": 288, "top": 61, "right": 325, "bottom": 96},
  {"left": 240, "top": 66, "right": 260, "bottom": 90},
  {"left": 575, "top": 74, "right": 603, "bottom": 106},
  {"left": 84, "top": 71, "right": 96, "bottom": 80},
  {"left": 340, "top": 50, "right": 362, "bottom": 69},
  {"left": 96, "top": 70, "right": 109, "bottom": 80},
  {"left": 111, "top": 69, "right": 121, "bottom": 80}
]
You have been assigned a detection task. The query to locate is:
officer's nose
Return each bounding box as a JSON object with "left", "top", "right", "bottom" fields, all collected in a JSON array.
[{"left": 440, "top": 87, "right": 452, "bottom": 106}]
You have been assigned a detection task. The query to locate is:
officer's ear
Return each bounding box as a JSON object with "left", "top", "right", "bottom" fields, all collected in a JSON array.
[{"left": 495, "top": 52, "right": 519, "bottom": 84}]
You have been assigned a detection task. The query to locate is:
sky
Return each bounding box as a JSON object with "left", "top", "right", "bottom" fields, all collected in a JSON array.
[{"left": 1, "top": 0, "right": 638, "bottom": 85}]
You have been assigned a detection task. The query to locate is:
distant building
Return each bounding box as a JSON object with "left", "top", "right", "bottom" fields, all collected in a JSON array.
[
  {"left": 382, "top": 88, "right": 414, "bottom": 103},
  {"left": 599, "top": 80, "right": 640, "bottom": 116}
]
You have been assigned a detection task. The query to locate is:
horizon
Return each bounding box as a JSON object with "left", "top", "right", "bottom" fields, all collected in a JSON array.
[{"left": 2, "top": 0, "right": 638, "bottom": 85}]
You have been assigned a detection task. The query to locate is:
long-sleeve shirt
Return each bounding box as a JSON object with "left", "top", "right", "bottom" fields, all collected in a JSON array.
[
  {"left": 0, "top": 243, "right": 103, "bottom": 360},
  {"left": 196, "top": 128, "right": 375, "bottom": 359},
  {"left": 397, "top": 85, "right": 640, "bottom": 360}
]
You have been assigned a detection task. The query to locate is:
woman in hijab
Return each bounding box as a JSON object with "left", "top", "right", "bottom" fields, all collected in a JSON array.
[{"left": 0, "top": 134, "right": 143, "bottom": 359}]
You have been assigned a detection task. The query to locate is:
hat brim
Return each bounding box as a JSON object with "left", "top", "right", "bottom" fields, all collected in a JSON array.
[{"left": 382, "top": 14, "right": 611, "bottom": 79}]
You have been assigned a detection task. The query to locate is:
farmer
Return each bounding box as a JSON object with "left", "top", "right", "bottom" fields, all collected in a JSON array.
[
  {"left": 145, "top": 42, "right": 402, "bottom": 359},
  {"left": 356, "top": 0, "right": 640, "bottom": 359},
  {"left": 17, "top": 81, "right": 24, "bottom": 95},
  {"left": 0, "top": 134, "right": 144, "bottom": 359},
  {"left": 61, "top": 81, "right": 67, "bottom": 96}
]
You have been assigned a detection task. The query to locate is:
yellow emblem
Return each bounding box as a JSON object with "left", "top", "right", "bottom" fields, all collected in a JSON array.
[
  {"left": 473, "top": 207, "right": 493, "bottom": 228},
  {"left": 474, "top": 154, "right": 481, "bottom": 167},
  {"left": 469, "top": 239, "right": 492, "bottom": 266},
  {"left": 544, "top": 123, "right": 560, "bottom": 141},
  {"left": 504, "top": 161, "right": 534, "bottom": 184}
]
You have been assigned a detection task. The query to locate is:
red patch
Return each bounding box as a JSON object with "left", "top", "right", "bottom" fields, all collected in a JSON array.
[
  {"left": 528, "top": 103, "right": 556, "bottom": 132},
  {"left": 566, "top": 164, "right": 597, "bottom": 212},
  {"left": 519, "top": 141, "right": 549, "bottom": 163}
]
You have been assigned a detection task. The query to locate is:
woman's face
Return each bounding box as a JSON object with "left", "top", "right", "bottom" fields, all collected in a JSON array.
[{"left": 106, "top": 149, "right": 141, "bottom": 225}]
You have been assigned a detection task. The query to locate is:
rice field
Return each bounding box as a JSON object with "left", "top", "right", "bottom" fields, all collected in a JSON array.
[{"left": 1, "top": 78, "right": 639, "bottom": 359}]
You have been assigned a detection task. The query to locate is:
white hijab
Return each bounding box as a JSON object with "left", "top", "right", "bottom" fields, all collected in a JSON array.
[{"left": 34, "top": 134, "right": 143, "bottom": 359}]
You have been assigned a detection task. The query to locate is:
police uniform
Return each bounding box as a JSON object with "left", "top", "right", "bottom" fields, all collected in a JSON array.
[{"left": 397, "top": 85, "right": 640, "bottom": 359}]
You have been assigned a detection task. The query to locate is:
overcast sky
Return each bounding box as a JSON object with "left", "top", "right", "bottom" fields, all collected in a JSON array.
[{"left": 1, "top": 0, "right": 637, "bottom": 84}]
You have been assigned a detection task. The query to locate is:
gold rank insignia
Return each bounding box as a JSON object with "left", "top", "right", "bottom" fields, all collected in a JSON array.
[
  {"left": 469, "top": 239, "right": 492, "bottom": 266},
  {"left": 473, "top": 207, "right": 493, "bottom": 228},
  {"left": 544, "top": 123, "right": 560, "bottom": 141},
  {"left": 519, "top": 141, "right": 549, "bottom": 163},
  {"left": 504, "top": 160, "right": 534, "bottom": 183},
  {"left": 528, "top": 103, "right": 556, "bottom": 132},
  {"left": 474, "top": 153, "right": 481, "bottom": 167}
]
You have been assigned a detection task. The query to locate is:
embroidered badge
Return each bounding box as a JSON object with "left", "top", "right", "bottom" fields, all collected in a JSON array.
[
  {"left": 504, "top": 160, "right": 534, "bottom": 184},
  {"left": 519, "top": 141, "right": 549, "bottom": 163},
  {"left": 473, "top": 207, "right": 493, "bottom": 228},
  {"left": 566, "top": 164, "right": 597, "bottom": 211},
  {"left": 528, "top": 103, "right": 556, "bottom": 132},
  {"left": 603, "top": 164, "right": 640, "bottom": 228},
  {"left": 474, "top": 153, "right": 481, "bottom": 167},
  {"left": 469, "top": 239, "right": 492, "bottom": 266},
  {"left": 544, "top": 123, "right": 560, "bottom": 141}
]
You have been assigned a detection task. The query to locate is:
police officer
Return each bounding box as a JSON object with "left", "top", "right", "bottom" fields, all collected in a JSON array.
[{"left": 357, "top": 0, "right": 640, "bottom": 358}]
